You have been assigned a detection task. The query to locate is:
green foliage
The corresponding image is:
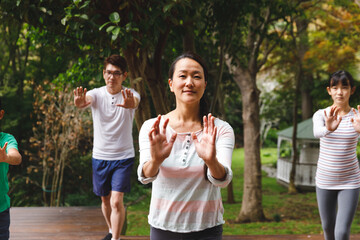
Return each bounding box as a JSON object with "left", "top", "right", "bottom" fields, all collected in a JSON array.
[
  {"left": 262, "top": 128, "right": 278, "bottom": 148},
  {"left": 53, "top": 56, "right": 103, "bottom": 88},
  {"left": 279, "top": 140, "right": 292, "bottom": 158}
]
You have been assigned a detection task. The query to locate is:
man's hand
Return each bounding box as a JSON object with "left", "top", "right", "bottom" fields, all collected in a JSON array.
[
  {"left": 74, "top": 86, "right": 91, "bottom": 108},
  {"left": 116, "top": 89, "right": 138, "bottom": 109}
]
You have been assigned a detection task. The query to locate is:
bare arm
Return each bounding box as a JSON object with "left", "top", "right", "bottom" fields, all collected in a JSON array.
[{"left": 0, "top": 143, "right": 22, "bottom": 165}]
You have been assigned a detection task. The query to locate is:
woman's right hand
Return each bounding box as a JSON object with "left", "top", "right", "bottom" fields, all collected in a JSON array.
[
  {"left": 324, "top": 106, "right": 341, "bottom": 132},
  {"left": 148, "top": 115, "right": 177, "bottom": 165}
]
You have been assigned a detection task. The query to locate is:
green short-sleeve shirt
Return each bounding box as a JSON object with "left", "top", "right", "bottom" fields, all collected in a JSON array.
[{"left": 0, "top": 132, "right": 18, "bottom": 212}]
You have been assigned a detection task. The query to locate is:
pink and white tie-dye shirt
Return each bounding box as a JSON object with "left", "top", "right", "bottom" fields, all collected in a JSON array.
[{"left": 138, "top": 117, "right": 235, "bottom": 233}]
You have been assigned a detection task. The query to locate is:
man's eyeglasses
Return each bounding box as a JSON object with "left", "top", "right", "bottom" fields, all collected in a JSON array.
[{"left": 105, "top": 70, "right": 123, "bottom": 78}]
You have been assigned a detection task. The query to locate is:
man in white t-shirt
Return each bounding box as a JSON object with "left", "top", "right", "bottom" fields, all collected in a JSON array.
[{"left": 73, "top": 55, "right": 140, "bottom": 240}]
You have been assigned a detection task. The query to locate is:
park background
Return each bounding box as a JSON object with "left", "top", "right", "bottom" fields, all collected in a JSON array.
[{"left": 2, "top": 0, "right": 360, "bottom": 236}]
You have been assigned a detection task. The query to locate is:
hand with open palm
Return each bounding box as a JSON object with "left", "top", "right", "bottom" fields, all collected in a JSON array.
[
  {"left": 148, "top": 115, "right": 177, "bottom": 165},
  {"left": 351, "top": 105, "right": 360, "bottom": 133},
  {"left": 324, "top": 106, "right": 342, "bottom": 132},
  {"left": 73, "top": 86, "right": 91, "bottom": 108},
  {"left": 192, "top": 113, "right": 217, "bottom": 165},
  {"left": 117, "top": 89, "right": 136, "bottom": 109}
]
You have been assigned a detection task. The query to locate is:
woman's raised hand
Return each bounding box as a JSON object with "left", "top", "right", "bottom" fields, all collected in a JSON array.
[
  {"left": 351, "top": 105, "right": 360, "bottom": 133},
  {"left": 149, "top": 115, "right": 177, "bottom": 164},
  {"left": 192, "top": 113, "right": 217, "bottom": 165},
  {"left": 324, "top": 106, "right": 342, "bottom": 132}
]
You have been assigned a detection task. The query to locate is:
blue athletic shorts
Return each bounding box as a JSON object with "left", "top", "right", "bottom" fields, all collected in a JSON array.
[
  {"left": 0, "top": 208, "right": 10, "bottom": 240},
  {"left": 92, "top": 157, "right": 134, "bottom": 196}
]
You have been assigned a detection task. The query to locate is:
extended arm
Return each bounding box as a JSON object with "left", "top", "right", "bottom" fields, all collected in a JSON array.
[
  {"left": 0, "top": 143, "right": 22, "bottom": 165},
  {"left": 313, "top": 107, "right": 340, "bottom": 138}
]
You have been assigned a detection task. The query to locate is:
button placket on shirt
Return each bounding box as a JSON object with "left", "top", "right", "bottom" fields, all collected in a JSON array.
[{"left": 182, "top": 134, "right": 191, "bottom": 165}]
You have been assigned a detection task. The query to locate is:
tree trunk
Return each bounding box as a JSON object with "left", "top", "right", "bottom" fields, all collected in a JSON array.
[
  {"left": 289, "top": 17, "right": 309, "bottom": 193},
  {"left": 123, "top": 48, "right": 151, "bottom": 131},
  {"left": 301, "top": 72, "right": 313, "bottom": 120},
  {"left": 288, "top": 70, "right": 301, "bottom": 194},
  {"left": 226, "top": 181, "right": 235, "bottom": 204},
  {"left": 182, "top": 21, "right": 195, "bottom": 52},
  {"left": 296, "top": 18, "right": 313, "bottom": 120},
  {"left": 231, "top": 67, "right": 266, "bottom": 222}
]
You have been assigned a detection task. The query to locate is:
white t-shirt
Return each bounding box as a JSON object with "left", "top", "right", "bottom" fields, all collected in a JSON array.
[{"left": 87, "top": 86, "right": 140, "bottom": 160}]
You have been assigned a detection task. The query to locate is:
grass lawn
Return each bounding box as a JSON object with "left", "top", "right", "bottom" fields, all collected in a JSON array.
[{"left": 125, "top": 148, "right": 360, "bottom": 236}]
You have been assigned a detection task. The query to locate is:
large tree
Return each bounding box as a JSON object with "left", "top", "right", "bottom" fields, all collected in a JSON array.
[{"left": 224, "top": 0, "right": 295, "bottom": 222}]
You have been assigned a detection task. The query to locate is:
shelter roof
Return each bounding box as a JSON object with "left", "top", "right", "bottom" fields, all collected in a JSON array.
[{"left": 277, "top": 118, "right": 317, "bottom": 140}]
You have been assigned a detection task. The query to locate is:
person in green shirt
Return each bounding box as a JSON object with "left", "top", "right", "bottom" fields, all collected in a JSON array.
[{"left": 0, "top": 99, "right": 22, "bottom": 240}]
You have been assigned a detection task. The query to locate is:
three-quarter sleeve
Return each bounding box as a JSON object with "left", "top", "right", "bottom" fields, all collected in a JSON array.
[
  {"left": 137, "top": 118, "right": 158, "bottom": 184},
  {"left": 313, "top": 108, "right": 332, "bottom": 138},
  {"left": 207, "top": 120, "right": 235, "bottom": 188}
]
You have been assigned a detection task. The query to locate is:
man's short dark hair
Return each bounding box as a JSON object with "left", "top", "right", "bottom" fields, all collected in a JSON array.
[{"left": 104, "top": 55, "right": 127, "bottom": 73}]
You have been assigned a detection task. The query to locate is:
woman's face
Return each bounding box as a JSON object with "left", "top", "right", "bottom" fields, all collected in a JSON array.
[
  {"left": 327, "top": 81, "right": 355, "bottom": 106},
  {"left": 168, "top": 58, "right": 207, "bottom": 105}
]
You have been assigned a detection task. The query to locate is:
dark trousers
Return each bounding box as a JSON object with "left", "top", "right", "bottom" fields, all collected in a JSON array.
[
  {"left": 0, "top": 208, "right": 10, "bottom": 240},
  {"left": 150, "top": 225, "right": 223, "bottom": 240}
]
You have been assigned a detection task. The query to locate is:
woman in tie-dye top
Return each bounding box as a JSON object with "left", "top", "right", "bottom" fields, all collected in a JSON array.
[
  {"left": 313, "top": 70, "right": 360, "bottom": 240},
  {"left": 137, "top": 52, "right": 234, "bottom": 240}
]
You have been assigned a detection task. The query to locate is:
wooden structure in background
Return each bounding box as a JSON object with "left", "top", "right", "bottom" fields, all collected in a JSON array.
[{"left": 277, "top": 118, "right": 318, "bottom": 190}]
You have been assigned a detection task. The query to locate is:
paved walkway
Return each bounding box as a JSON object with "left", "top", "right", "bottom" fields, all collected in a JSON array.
[{"left": 9, "top": 207, "right": 360, "bottom": 239}]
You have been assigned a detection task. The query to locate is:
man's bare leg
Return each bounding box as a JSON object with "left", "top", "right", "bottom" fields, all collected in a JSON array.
[
  {"left": 110, "top": 191, "right": 125, "bottom": 239},
  {"left": 101, "top": 194, "right": 112, "bottom": 233}
]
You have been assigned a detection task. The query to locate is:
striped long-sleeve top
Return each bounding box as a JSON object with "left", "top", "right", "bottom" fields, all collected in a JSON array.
[
  {"left": 137, "top": 117, "right": 235, "bottom": 233},
  {"left": 313, "top": 107, "right": 360, "bottom": 189}
]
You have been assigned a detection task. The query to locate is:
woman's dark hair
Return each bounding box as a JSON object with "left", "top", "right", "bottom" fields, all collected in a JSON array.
[
  {"left": 103, "top": 54, "right": 127, "bottom": 73},
  {"left": 329, "top": 70, "right": 355, "bottom": 88},
  {"left": 169, "top": 52, "right": 211, "bottom": 181},
  {"left": 168, "top": 52, "right": 209, "bottom": 123}
]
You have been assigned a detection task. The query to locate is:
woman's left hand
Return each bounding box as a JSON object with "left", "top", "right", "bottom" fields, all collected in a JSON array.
[
  {"left": 192, "top": 113, "right": 217, "bottom": 164},
  {"left": 351, "top": 105, "right": 360, "bottom": 133}
]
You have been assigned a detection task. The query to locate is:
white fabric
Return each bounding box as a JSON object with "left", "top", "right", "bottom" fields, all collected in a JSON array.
[
  {"left": 137, "top": 117, "right": 234, "bottom": 232},
  {"left": 87, "top": 86, "right": 140, "bottom": 160}
]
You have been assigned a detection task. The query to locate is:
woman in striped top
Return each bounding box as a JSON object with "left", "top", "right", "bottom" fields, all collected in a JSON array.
[
  {"left": 137, "top": 52, "right": 235, "bottom": 240},
  {"left": 313, "top": 70, "right": 360, "bottom": 240}
]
